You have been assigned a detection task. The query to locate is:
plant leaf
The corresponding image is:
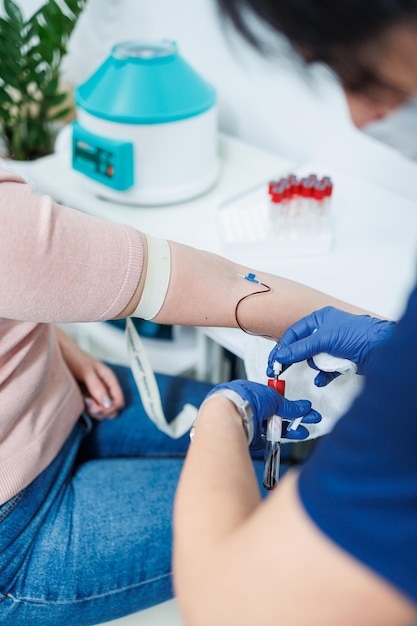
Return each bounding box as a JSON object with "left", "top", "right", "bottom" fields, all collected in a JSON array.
[
  {"left": 42, "top": 73, "right": 59, "bottom": 95},
  {"left": 4, "top": 0, "right": 24, "bottom": 27},
  {"left": 0, "top": 0, "right": 86, "bottom": 159},
  {"left": 0, "top": 16, "right": 23, "bottom": 44},
  {"left": 44, "top": 91, "right": 67, "bottom": 107},
  {"left": 48, "top": 105, "right": 73, "bottom": 121}
]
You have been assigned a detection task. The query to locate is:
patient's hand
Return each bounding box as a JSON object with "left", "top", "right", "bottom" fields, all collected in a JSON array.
[{"left": 54, "top": 326, "right": 125, "bottom": 419}]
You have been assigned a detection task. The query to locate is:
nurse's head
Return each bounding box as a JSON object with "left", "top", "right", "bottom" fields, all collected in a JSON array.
[{"left": 216, "top": 0, "right": 417, "bottom": 127}]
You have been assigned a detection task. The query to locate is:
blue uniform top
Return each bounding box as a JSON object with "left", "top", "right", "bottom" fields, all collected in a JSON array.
[{"left": 298, "top": 279, "right": 417, "bottom": 603}]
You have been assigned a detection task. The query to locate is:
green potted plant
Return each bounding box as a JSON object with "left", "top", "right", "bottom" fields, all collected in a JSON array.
[{"left": 0, "top": 0, "right": 86, "bottom": 160}]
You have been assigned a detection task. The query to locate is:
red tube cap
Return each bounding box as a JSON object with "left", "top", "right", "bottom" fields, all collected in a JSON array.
[{"left": 268, "top": 378, "right": 286, "bottom": 395}]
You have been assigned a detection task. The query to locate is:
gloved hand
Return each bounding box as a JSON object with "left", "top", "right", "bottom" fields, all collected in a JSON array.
[
  {"left": 204, "top": 379, "right": 321, "bottom": 447},
  {"left": 267, "top": 306, "right": 396, "bottom": 387}
]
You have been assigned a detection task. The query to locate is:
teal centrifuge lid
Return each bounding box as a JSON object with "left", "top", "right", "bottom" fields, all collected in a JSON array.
[{"left": 75, "top": 40, "right": 216, "bottom": 124}]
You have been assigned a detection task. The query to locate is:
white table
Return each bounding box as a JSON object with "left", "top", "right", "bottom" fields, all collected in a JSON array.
[
  {"left": 29, "top": 135, "right": 417, "bottom": 367},
  {"left": 204, "top": 159, "right": 417, "bottom": 359}
]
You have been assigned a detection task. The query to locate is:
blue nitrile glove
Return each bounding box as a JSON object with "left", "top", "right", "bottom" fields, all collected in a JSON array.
[
  {"left": 204, "top": 379, "right": 321, "bottom": 447},
  {"left": 267, "top": 306, "right": 396, "bottom": 387}
]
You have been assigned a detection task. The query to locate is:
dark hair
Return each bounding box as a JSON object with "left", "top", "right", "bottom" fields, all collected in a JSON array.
[{"left": 216, "top": 0, "right": 417, "bottom": 99}]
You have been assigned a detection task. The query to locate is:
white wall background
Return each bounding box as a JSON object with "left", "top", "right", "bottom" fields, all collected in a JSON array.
[{"left": 15, "top": 0, "right": 417, "bottom": 200}]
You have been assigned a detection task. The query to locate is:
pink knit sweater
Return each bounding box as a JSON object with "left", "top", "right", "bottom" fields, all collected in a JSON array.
[{"left": 0, "top": 169, "right": 144, "bottom": 504}]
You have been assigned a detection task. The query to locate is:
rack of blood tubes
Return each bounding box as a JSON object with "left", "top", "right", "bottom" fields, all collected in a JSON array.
[
  {"left": 268, "top": 173, "right": 333, "bottom": 242},
  {"left": 217, "top": 172, "right": 334, "bottom": 260}
]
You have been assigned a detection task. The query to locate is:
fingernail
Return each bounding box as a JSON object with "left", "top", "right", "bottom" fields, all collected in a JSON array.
[
  {"left": 84, "top": 398, "right": 93, "bottom": 409},
  {"left": 102, "top": 395, "right": 112, "bottom": 408}
]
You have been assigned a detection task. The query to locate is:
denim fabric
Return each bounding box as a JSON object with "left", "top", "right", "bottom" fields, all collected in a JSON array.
[{"left": 0, "top": 364, "right": 267, "bottom": 626}]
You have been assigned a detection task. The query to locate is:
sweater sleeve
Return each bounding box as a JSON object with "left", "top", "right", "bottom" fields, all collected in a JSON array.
[{"left": 0, "top": 169, "right": 144, "bottom": 322}]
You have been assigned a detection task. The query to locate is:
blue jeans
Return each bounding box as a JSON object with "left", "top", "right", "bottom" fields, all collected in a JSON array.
[{"left": 0, "top": 364, "right": 267, "bottom": 626}]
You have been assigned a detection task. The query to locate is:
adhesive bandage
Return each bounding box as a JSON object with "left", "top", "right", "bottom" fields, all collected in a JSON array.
[{"left": 131, "top": 235, "right": 171, "bottom": 320}]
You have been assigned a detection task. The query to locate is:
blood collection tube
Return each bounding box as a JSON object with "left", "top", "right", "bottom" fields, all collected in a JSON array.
[
  {"left": 268, "top": 178, "right": 283, "bottom": 195},
  {"left": 269, "top": 184, "right": 287, "bottom": 237},
  {"left": 269, "top": 184, "right": 283, "bottom": 212},
  {"left": 313, "top": 181, "right": 326, "bottom": 208},
  {"left": 287, "top": 175, "right": 300, "bottom": 222},
  {"left": 321, "top": 177, "right": 334, "bottom": 212},
  {"left": 287, "top": 174, "right": 299, "bottom": 192},
  {"left": 291, "top": 176, "right": 302, "bottom": 197},
  {"left": 283, "top": 180, "right": 295, "bottom": 235},
  {"left": 300, "top": 177, "right": 313, "bottom": 201},
  {"left": 268, "top": 173, "right": 333, "bottom": 246},
  {"left": 282, "top": 180, "right": 291, "bottom": 198},
  {"left": 312, "top": 181, "right": 326, "bottom": 235},
  {"left": 263, "top": 370, "right": 285, "bottom": 490},
  {"left": 268, "top": 181, "right": 276, "bottom": 195},
  {"left": 269, "top": 185, "right": 283, "bottom": 202},
  {"left": 298, "top": 177, "right": 313, "bottom": 233}
]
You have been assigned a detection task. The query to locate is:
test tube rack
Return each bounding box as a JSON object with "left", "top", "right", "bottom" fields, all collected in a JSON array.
[{"left": 217, "top": 173, "right": 334, "bottom": 260}]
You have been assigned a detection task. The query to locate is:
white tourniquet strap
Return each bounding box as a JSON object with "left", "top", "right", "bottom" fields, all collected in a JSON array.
[
  {"left": 131, "top": 235, "right": 171, "bottom": 320},
  {"left": 126, "top": 318, "right": 198, "bottom": 438}
]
